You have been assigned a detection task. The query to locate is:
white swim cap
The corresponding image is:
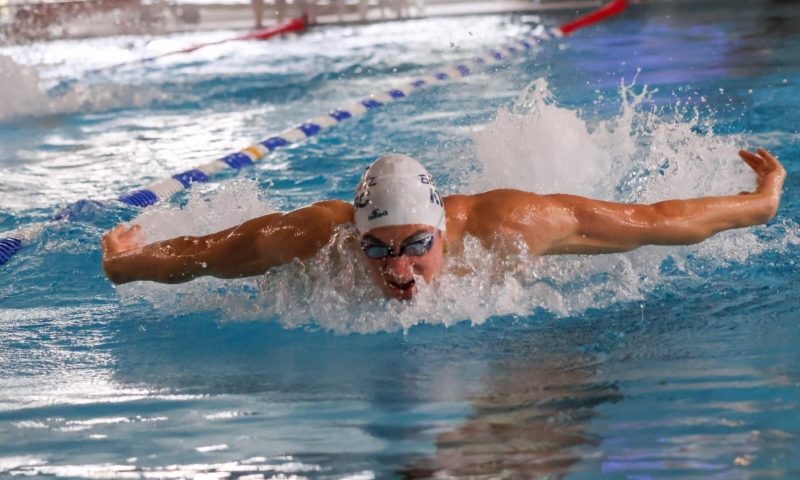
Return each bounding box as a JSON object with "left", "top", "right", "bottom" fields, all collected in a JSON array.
[{"left": 354, "top": 154, "right": 446, "bottom": 233}]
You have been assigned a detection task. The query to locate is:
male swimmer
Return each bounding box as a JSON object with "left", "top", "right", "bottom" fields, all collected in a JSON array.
[{"left": 102, "top": 149, "right": 785, "bottom": 300}]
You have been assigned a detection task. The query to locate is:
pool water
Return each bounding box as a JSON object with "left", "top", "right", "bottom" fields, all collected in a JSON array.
[{"left": 1, "top": 1, "right": 800, "bottom": 478}]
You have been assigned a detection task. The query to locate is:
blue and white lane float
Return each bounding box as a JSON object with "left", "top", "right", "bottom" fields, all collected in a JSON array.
[
  {"left": 0, "top": 237, "right": 22, "bottom": 265},
  {"left": 0, "top": 0, "right": 627, "bottom": 267},
  {"left": 117, "top": 54, "right": 533, "bottom": 207},
  {"left": 118, "top": 0, "right": 627, "bottom": 208}
]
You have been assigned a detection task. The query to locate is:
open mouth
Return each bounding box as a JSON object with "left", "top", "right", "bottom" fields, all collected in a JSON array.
[{"left": 387, "top": 278, "right": 415, "bottom": 297}]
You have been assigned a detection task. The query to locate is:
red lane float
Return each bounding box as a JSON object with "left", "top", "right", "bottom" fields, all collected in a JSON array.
[
  {"left": 555, "top": 0, "right": 628, "bottom": 36},
  {"left": 240, "top": 17, "right": 307, "bottom": 41},
  {"left": 176, "top": 17, "right": 307, "bottom": 55},
  {"left": 89, "top": 17, "right": 307, "bottom": 74}
]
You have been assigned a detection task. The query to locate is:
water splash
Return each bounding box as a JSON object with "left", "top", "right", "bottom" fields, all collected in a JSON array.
[
  {"left": 117, "top": 79, "right": 800, "bottom": 333},
  {"left": 0, "top": 54, "right": 169, "bottom": 122},
  {"left": 469, "top": 76, "right": 753, "bottom": 201}
]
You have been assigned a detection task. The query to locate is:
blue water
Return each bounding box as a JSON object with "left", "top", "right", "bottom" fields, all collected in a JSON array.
[{"left": 1, "top": 1, "right": 800, "bottom": 478}]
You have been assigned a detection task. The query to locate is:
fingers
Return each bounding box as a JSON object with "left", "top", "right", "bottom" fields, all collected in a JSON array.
[
  {"left": 102, "top": 224, "right": 144, "bottom": 256},
  {"left": 101, "top": 225, "right": 123, "bottom": 255},
  {"left": 102, "top": 224, "right": 124, "bottom": 244},
  {"left": 739, "top": 148, "right": 784, "bottom": 175},
  {"left": 106, "top": 223, "right": 129, "bottom": 239},
  {"left": 741, "top": 148, "right": 781, "bottom": 170},
  {"left": 120, "top": 224, "right": 141, "bottom": 240},
  {"left": 123, "top": 225, "right": 146, "bottom": 250},
  {"left": 739, "top": 149, "right": 764, "bottom": 166},
  {"left": 739, "top": 150, "right": 767, "bottom": 177},
  {"left": 757, "top": 148, "right": 783, "bottom": 172},
  {"left": 740, "top": 148, "right": 787, "bottom": 199},
  {"left": 757, "top": 148, "right": 777, "bottom": 163}
]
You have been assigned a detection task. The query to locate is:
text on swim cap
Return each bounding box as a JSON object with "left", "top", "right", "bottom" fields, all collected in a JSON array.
[
  {"left": 419, "top": 174, "right": 443, "bottom": 206},
  {"left": 354, "top": 176, "right": 377, "bottom": 210},
  {"left": 368, "top": 209, "right": 389, "bottom": 221},
  {"left": 430, "top": 188, "right": 442, "bottom": 206},
  {"left": 353, "top": 173, "right": 443, "bottom": 210}
]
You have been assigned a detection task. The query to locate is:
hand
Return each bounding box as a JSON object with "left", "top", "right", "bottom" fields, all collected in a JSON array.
[
  {"left": 101, "top": 224, "right": 145, "bottom": 258},
  {"left": 738, "top": 148, "right": 785, "bottom": 221},
  {"left": 739, "top": 148, "right": 786, "bottom": 198}
]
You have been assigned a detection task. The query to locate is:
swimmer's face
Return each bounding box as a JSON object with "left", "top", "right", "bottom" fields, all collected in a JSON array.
[{"left": 360, "top": 224, "right": 444, "bottom": 301}]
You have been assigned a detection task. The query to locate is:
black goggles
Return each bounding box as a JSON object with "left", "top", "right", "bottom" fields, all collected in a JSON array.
[{"left": 360, "top": 232, "right": 436, "bottom": 260}]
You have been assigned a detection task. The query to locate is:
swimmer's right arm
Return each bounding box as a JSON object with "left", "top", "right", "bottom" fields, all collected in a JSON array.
[{"left": 101, "top": 200, "right": 354, "bottom": 284}]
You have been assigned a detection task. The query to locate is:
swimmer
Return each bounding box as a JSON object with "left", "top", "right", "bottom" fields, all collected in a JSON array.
[{"left": 101, "top": 148, "right": 785, "bottom": 300}]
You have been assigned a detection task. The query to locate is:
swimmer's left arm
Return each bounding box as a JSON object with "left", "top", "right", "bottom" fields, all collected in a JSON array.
[{"left": 542, "top": 149, "right": 786, "bottom": 254}]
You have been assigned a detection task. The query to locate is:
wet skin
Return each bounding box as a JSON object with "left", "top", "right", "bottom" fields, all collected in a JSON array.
[
  {"left": 102, "top": 149, "right": 785, "bottom": 301},
  {"left": 360, "top": 224, "right": 444, "bottom": 300}
]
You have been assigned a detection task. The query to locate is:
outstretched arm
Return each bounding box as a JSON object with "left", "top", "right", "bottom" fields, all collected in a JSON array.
[
  {"left": 547, "top": 149, "right": 785, "bottom": 254},
  {"left": 452, "top": 149, "right": 785, "bottom": 255},
  {"left": 101, "top": 200, "right": 353, "bottom": 284}
]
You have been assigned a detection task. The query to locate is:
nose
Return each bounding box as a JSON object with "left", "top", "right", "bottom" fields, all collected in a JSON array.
[{"left": 382, "top": 255, "right": 414, "bottom": 279}]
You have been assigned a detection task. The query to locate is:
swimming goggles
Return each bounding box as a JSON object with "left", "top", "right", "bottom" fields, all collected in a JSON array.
[{"left": 360, "top": 232, "right": 435, "bottom": 259}]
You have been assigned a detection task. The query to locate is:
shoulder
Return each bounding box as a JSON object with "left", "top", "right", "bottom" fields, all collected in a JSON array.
[
  {"left": 444, "top": 189, "right": 559, "bottom": 223},
  {"left": 310, "top": 199, "right": 355, "bottom": 224},
  {"left": 442, "top": 194, "right": 474, "bottom": 242},
  {"left": 245, "top": 200, "right": 353, "bottom": 240},
  {"left": 443, "top": 190, "right": 574, "bottom": 246}
]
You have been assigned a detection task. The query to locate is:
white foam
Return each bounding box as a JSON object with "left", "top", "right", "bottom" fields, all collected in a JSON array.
[
  {"left": 469, "top": 77, "right": 755, "bottom": 201},
  {"left": 0, "top": 54, "right": 169, "bottom": 123},
  {"left": 196, "top": 444, "right": 229, "bottom": 453},
  {"left": 469, "top": 78, "right": 614, "bottom": 198},
  {"left": 117, "top": 79, "right": 800, "bottom": 333},
  {"left": 131, "top": 179, "right": 279, "bottom": 243},
  {"left": 13, "top": 421, "right": 49, "bottom": 429},
  {"left": 0, "top": 54, "right": 54, "bottom": 122},
  {"left": 0, "top": 456, "right": 47, "bottom": 473}
]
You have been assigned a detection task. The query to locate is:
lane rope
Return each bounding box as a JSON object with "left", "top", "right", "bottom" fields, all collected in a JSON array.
[
  {"left": 0, "top": 0, "right": 628, "bottom": 267},
  {"left": 118, "top": 0, "right": 627, "bottom": 208},
  {"left": 86, "top": 17, "right": 307, "bottom": 76}
]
